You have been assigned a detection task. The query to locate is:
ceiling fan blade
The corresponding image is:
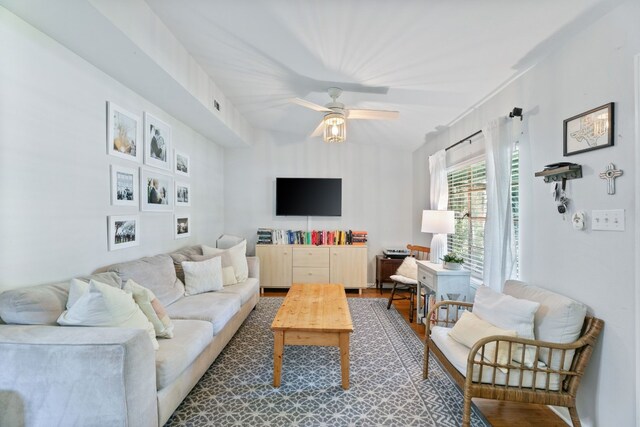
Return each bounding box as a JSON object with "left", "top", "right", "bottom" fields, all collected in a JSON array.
[
  {"left": 310, "top": 120, "right": 324, "bottom": 137},
  {"left": 290, "top": 98, "right": 332, "bottom": 112},
  {"left": 348, "top": 109, "right": 399, "bottom": 120}
]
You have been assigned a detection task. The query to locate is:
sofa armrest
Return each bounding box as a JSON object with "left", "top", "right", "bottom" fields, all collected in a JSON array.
[
  {"left": 247, "top": 256, "right": 260, "bottom": 280},
  {"left": 0, "top": 325, "right": 157, "bottom": 427}
]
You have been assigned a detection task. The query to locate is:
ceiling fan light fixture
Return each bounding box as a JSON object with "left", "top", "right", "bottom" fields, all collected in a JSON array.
[{"left": 323, "top": 112, "right": 346, "bottom": 143}]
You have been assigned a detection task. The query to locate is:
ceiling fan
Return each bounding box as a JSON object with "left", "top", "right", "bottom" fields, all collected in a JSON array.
[{"left": 290, "top": 87, "right": 399, "bottom": 143}]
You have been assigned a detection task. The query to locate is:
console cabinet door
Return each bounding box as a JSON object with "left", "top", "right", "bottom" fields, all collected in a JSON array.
[
  {"left": 330, "top": 246, "right": 367, "bottom": 289},
  {"left": 256, "top": 245, "right": 292, "bottom": 287}
]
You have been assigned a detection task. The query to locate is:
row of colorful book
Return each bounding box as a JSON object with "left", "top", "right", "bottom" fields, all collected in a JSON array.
[{"left": 256, "top": 228, "right": 367, "bottom": 246}]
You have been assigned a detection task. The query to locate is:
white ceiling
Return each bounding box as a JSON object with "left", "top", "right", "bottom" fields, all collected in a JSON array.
[{"left": 145, "top": 0, "right": 617, "bottom": 150}]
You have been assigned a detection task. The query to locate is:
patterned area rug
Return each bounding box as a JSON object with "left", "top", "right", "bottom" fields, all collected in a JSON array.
[{"left": 165, "top": 298, "right": 488, "bottom": 426}]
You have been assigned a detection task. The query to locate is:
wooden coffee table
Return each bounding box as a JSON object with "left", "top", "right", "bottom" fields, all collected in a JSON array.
[{"left": 271, "top": 283, "right": 354, "bottom": 389}]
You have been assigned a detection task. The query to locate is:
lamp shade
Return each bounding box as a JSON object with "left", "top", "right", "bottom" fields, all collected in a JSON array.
[
  {"left": 421, "top": 210, "right": 455, "bottom": 234},
  {"left": 323, "top": 112, "right": 346, "bottom": 143}
]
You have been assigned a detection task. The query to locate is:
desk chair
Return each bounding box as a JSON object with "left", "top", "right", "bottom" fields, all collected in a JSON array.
[{"left": 386, "top": 244, "right": 430, "bottom": 322}]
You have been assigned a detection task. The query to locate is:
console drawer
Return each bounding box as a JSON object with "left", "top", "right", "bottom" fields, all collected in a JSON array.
[
  {"left": 292, "top": 267, "right": 330, "bottom": 283},
  {"left": 292, "top": 247, "right": 329, "bottom": 267}
]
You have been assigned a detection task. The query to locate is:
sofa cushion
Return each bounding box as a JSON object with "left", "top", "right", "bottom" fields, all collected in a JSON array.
[
  {"left": 155, "top": 319, "right": 212, "bottom": 390},
  {"left": 108, "top": 254, "right": 184, "bottom": 306},
  {"left": 166, "top": 292, "right": 242, "bottom": 335},
  {"left": 431, "top": 325, "right": 560, "bottom": 390},
  {"left": 217, "top": 278, "right": 259, "bottom": 305},
  {"left": 0, "top": 272, "right": 121, "bottom": 325},
  {"left": 503, "top": 280, "right": 587, "bottom": 370},
  {"left": 448, "top": 311, "right": 516, "bottom": 372}
]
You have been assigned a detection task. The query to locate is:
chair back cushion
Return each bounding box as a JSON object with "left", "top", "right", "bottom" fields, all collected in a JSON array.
[{"left": 395, "top": 256, "right": 418, "bottom": 280}]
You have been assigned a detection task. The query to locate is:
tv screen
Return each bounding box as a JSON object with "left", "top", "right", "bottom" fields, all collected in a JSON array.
[{"left": 276, "top": 178, "right": 342, "bottom": 216}]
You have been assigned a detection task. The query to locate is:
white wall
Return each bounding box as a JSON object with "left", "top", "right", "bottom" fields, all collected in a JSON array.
[
  {"left": 224, "top": 131, "right": 413, "bottom": 283},
  {"left": 0, "top": 8, "right": 225, "bottom": 291},
  {"left": 414, "top": 2, "right": 639, "bottom": 425}
]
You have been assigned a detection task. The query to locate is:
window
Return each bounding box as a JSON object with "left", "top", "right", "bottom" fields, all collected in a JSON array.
[{"left": 447, "top": 146, "right": 519, "bottom": 280}]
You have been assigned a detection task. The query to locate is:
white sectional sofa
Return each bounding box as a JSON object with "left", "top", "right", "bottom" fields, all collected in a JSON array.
[{"left": 0, "top": 245, "right": 260, "bottom": 427}]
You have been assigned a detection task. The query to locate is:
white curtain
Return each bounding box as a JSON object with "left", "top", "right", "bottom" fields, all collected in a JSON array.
[
  {"left": 428, "top": 149, "right": 448, "bottom": 263},
  {"left": 482, "top": 118, "right": 516, "bottom": 292}
]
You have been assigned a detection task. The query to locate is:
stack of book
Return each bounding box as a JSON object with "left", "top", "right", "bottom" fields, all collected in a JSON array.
[
  {"left": 257, "top": 228, "right": 273, "bottom": 245},
  {"left": 255, "top": 229, "right": 367, "bottom": 246},
  {"left": 351, "top": 231, "right": 368, "bottom": 246}
]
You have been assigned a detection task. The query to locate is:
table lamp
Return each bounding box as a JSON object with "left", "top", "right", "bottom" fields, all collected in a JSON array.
[{"left": 421, "top": 210, "right": 455, "bottom": 265}]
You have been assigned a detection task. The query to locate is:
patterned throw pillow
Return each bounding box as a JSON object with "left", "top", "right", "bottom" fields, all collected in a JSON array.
[{"left": 123, "top": 279, "right": 174, "bottom": 339}]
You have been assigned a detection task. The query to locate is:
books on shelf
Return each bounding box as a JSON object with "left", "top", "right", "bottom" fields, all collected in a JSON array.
[{"left": 255, "top": 228, "right": 367, "bottom": 246}]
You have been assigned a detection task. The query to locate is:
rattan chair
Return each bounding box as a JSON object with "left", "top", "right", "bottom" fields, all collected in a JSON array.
[
  {"left": 423, "top": 300, "right": 604, "bottom": 427},
  {"left": 386, "top": 244, "right": 430, "bottom": 323}
]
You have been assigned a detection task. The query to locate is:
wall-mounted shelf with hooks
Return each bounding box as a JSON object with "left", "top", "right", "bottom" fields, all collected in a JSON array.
[{"left": 534, "top": 164, "right": 582, "bottom": 183}]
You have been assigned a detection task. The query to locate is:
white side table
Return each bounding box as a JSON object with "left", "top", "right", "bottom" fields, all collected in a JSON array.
[{"left": 416, "top": 260, "right": 471, "bottom": 324}]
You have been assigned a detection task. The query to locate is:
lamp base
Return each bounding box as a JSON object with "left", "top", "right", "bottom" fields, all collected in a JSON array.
[{"left": 430, "top": 233, "right": 448, "bottom": 266}]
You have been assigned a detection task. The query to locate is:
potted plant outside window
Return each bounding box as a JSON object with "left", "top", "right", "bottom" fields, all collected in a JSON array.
[{"left": 442, "top": 253, "right": 464, "bottom": 270}]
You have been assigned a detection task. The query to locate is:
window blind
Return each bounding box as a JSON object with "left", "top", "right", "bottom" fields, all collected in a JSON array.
[{"left": 447, "top": 145, "right": 519, "bottom": 280}]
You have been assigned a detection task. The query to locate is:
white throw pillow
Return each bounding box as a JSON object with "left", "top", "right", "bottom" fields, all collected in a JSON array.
[
  {"left": 66, "top": 278, "right": 89, "bottom": 309},
  {"left": 202, "top": 240, "right": 248, "bottom": 282},
  {"left": 222, "top": 266, "right": 238, "bottom": 286},
  {"left": 473, "top": 285, "right": 540, "bottom": 367},
  {"left": 58, "top": 279, "right": 158, "bottom": 350},
  {"left": 449, "top": 311, "right": 516, "bottom": 372},
  {"left": 182, "top": 257, "right": 224, "bottom": 295},
  {"left": 395, "top": 256, "right": 418, "bottom": 280},
  {"left": 123, "top": 279, "right": 174, "bottom": 339}
]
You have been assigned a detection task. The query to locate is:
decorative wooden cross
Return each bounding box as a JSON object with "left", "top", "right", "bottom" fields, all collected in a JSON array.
[{"left": 599, "top": 163, "right": 623, "bottom": 195}]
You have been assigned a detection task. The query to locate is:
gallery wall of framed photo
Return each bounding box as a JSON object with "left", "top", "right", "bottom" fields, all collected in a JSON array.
[{"left": 107, "top": 101, "right": 192, "bottom": 251}]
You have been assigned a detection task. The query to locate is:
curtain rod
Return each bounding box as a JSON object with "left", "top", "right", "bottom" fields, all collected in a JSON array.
[
  {"left": 445, "top": 130, "right": 482, "bottom": 151},
  {"left": 444, "top": 106, "right": 523, "bottom": 152}
]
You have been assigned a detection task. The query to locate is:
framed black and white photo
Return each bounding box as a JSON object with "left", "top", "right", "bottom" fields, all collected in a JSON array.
[
  {"left": 107, "top": 102, "right": 141, "bottom": 162},
  {"left": 144, "top": 112, "right": 172, "bottom": 171},
  {"left": 175, "top": 214, "right": 191, "bottom": 239},
  {"left": 110, "top": 165, "right": 138, "bottom": 206},
  {"left": 174, "top": 150, "right": 190, "bottom": 177},
  {"left": 108, "top": 215, "right": 139, "bottom": 250},
  {"left": 175, "top": 181, "right": 191, "bottom": 207},
  {"left": 141, "top": 169, "right": 173, "bottom": 212},
  {"left": 563, "top": 103, "right": 614, "bottom": 156}
]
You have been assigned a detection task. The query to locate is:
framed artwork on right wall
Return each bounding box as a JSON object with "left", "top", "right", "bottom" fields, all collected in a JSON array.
[{"left": 563, "top": 102, "right": 614, "bottom": 156}]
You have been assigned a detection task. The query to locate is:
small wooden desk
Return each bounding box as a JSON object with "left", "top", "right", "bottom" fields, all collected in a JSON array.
[
  {"left": 375, "top": 255, "right": 405, "bottom": 293},
  {"left": 271, "top": 283, "right": 354, "bottom": 389}
]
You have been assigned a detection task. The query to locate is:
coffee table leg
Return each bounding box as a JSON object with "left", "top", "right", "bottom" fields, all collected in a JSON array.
[
  {"left": 339, "top": 332, "right": 350, "bottom": 390},
  {"left": 273, "top": 330, "right": 284, "bottom": 387}
]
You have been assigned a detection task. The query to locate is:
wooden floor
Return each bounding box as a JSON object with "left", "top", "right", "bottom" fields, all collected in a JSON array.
[{"left": 262, "top": 287, "right": 567, "bottom": 427}]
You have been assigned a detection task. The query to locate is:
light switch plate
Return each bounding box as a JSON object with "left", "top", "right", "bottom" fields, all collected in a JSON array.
[{"left": 591, "top": 209, "right": 625, "bottom": 231}]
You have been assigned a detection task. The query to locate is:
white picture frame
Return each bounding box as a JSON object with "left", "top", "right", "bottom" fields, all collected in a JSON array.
[
  {"left": 174, "top": 149, "right": 190, "bottom": 177},
  {"left": 140, "top": 168, "right": 174, "bottom": 212},
  {"left": 110, "top": 164, "right": 138, "bottom": 206},
  {"left": 144, "top": 112, "right": 172, "bottom": 171},
  {"left": 107, "top": 102, "right": 141, "bottom": 163},
  {"left": 175, "top": 181, "right": 191, "bottom": 207},
  {"left": 175, "top": 214, "right": 191, "bottom": 239},
  {"left": 108, "top": 215, "right": 140, "bottom": 250}
]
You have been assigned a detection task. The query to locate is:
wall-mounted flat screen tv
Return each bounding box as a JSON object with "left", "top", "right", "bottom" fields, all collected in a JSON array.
[{"left": 276, "top": 177, "right": 342, "bottom": 216}]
